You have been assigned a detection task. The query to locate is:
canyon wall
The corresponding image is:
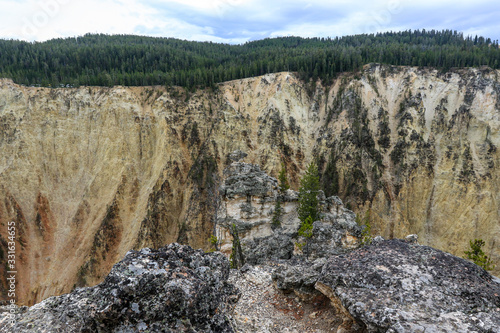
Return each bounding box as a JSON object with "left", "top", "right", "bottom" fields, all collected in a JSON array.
[
  {"left": 0, "top": 65, "right": 499, "bottom": 305},
  {"left": 313, "top": 65, "right": 500, "bottom": 272}
]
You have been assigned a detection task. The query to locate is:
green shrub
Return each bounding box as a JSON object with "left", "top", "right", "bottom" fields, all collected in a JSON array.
[
  {"left": 464, "top": 239, "right": 495, "bottom": 271},
  {"left": 207, "top": 234, "right": 218, "bottom": 252},
  {"left": 295, "top": 215, "right": 314, "bottom": 256},
  {"left": 298, "top": 215, "right": 314, "bottom": 239},
  {"left": 356, "top": 210, "right": 372, "bottom": 245}
]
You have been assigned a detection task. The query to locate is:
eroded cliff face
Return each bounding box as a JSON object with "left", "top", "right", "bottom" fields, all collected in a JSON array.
[
  {"left": 313, "top": 65, "right": 500, "bottom": 275},
  {"left": 0, "top": 73, "right": 312, "bottom": 305},
  {"left": 0, "top": 65, "right": 499, "bottom": 305}
]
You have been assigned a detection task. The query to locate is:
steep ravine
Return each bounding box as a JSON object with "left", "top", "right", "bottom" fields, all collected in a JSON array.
[{"left": 0, "top": 65, "right": 499, "bottom": 305}]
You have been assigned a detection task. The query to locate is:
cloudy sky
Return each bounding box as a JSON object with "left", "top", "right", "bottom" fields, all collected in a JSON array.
[{"left": 1, "top": 0, "right": 499, "bottom": 44}]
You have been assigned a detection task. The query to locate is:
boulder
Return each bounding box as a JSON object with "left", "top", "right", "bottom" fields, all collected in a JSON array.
[
  {"left": 227, "top": 150, "right": 248, "bottom": 163},
  {"left": 219, "top": 162, "right": 277, "bottom": 199},
  {"left": 302, "top": 220, "right": 361, "bottom": 260},
  {"left": 273, "top": 257, "right": 326, "bottom": 298},
  {"left": 242, "top": 231, "right": 295, "bottom": 265},
  {"left": 317, "top": 239, "right": 500, "bottom": 332},
  {"left": 0, "top": 244, "right": 238, "bottom": 333}
]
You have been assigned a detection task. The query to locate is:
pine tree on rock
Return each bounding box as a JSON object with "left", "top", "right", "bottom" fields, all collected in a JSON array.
[
  {"left": 278, "top": 163, "right": 290, "bottom": 194},
  {"left": 464, "top": 239, "right": 495, "bottom": 271},
  {"left": 271, "top": 199, "right": 283, "bottom": 228},
  {"left": 297, "top": 161, "right": 320, "bottom": 224},
  {"left": 272, "top": 163, "right": 289, "bottom": 228}
]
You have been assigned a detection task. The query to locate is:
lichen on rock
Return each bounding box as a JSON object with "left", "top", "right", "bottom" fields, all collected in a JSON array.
[
  {"left": 0, "top": 243, "right": 238, "bottom": 332},
  {"left": 316, "top": 239, "right": 500, "bottom": 332}
]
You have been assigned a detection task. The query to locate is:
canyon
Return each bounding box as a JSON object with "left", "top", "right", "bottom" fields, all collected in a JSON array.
[{"left": 0, "top": 64, "right": 499, "bottom": 305}]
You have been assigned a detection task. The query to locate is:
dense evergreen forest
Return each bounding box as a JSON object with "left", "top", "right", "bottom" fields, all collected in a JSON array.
[{"left": 0, "top": 29, "right": 499, "bottom": 89}]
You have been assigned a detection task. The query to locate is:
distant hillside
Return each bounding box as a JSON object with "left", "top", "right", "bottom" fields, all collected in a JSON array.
[{"left": 0, "top": 29, "right": 499, "bottom": 88}]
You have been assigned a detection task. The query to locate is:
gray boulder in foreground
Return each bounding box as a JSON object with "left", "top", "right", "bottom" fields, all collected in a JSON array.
[
  {"left": 0, "top": 243, "right": 238, "bottom": 332},
  {"left": 317, "top": 239, "right": 500, "bottom": 333}
]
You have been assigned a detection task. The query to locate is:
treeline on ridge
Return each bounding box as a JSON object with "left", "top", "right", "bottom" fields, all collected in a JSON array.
[{"left": 0, "top": 29, "right": 499, "bottom": 89}]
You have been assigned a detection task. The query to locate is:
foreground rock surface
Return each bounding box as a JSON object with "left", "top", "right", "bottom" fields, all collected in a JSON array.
[
  {"left": 317, "top": 239, "right": 500, "bottom": 332},
  {"left": 2, "top": 237, "right": 500, "bottom": 332},
  {"left": 0, "top": 244, "right": 237, "bottom": 332},
  {"left": 229, "top": 264, "right": 344, "bottom": 333}
]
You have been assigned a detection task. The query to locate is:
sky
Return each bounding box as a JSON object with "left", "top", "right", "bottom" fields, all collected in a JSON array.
[{"left": 1, "top": 0, "right": 499, "bottom": 44}]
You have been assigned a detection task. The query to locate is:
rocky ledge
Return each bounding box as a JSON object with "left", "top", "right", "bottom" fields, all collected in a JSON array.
[
  {"left": 0, "top": 244, "right": 238, "bottom": 332},
  {"left": 2, "top": 240, "right": 500, "bottom": 332},
  {"left": 275, "top": 238, "right": 500, "bottom": 332}
]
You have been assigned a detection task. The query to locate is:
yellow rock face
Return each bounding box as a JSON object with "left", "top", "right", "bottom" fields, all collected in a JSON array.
[
  {"left": 0, "top": 65, "right": 499, "bottom": 304},
  {"left": 315, "top": 65, "right": 500, "bottom": 277},
  {"left": 0, "top": 73, "right": 311, "bottom": 305}
]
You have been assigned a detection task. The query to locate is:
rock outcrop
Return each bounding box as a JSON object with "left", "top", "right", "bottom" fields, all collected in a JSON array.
[
  {"left": 215, "top": 162, "right": 361, "bottom": 265},
  {"left": 0, "top": 243, "right": 238, "bottom": 332},
  {"left": 1, "top": 65, "right": 500, "bottom": 304},
  {"left": 215, "top": 161, "right": 298, "bottom": 261},
  {"left": 274, "top": 238, "right": 500, "bottom": 332}
]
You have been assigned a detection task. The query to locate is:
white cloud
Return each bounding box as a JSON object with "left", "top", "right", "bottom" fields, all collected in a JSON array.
[
  {"left": 1, "top": 0, "right": 154, "bottom": 40},
  {"left": 0, "top": 0, "right": 498, "bottom": 43}
]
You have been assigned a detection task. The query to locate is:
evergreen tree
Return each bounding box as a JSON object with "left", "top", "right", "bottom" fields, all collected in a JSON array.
[
  {"left": 271, "top": 200, "right": 283, "bottom": 228},
  {"left": 230, "top": 224, "right": 245, "bottom": 269},
  {"left": 297, "top": 161, "right": 320, "bottom": 224},
  {"left": 272, "top": 163, "right": 289, "bottom": 228},
  {"left": 278, "top": 163, "right": 290, "bottom": 193},
  {"left": 0, "top": 30, "right": 499, "bottom": 89},
  {"left": 464, "top": 239, "right": 495, "bottom": 271}
]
